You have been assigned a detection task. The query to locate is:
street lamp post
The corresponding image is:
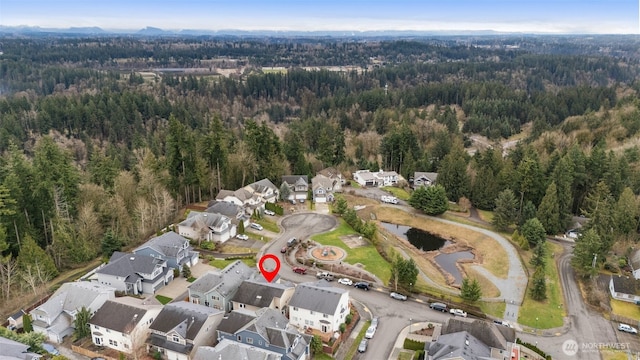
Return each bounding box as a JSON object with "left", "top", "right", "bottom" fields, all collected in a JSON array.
[
  {"left": 409, "top": 318, "right": 412, "bottom": 334},
  {"left": 536, "top": 317, "right": 539, "bottom": 335}
]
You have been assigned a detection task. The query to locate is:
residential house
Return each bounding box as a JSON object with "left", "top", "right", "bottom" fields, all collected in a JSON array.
[
  {"left": 317, "top": 167, "right": 344, "bottom": 193},
  {"left": 192, "top": 339, "right": 282, "bottom": 360},
  {"left": 176, "top": 211, "right": 236, "bottom": 243},
  {"left": 311, "top": 175, "right": 336, "bottom": 203},
  {"left": 215, "top": 188, "right": 261, "bottom": 208},
  {"left": 133, "top": 231, "right": 199, "bottom": 271},
  {"left": 90, "top": 299, "right": 162, "bottom": 354},
  {"left": 0, "top": 336, "right": 42, "bottom": 360},
  {"left": 7, "top": 309, "right": 25, "bottom": 330},
  {"left": 412, "top": 171, "right": 438, "bottom": 189},
  {"left": 216, "top": 308, "right": 311, "bottom": 360},
  {"left": 352, "top": 169, "right": 400, "bottom": 187},
  {"left": 245, "top": 179, "right": 280, "bottom": 204},
  {"left": 146, "top": 302, "right": 224, "bottom": 360},
  {"left": 206, "top": 200, "right": 250, "bottom": 228},
  {"left": 288, "top": 280, "right": 349, "bottom": 334},
  {"left": 281, "top": 176, "right": 309, "bottom": 202},
  {"left": 188, "top": 260, "right": 256, "bottom": 312},
  {"left": 437, "top": 318, "right": 516, "bottom": 359},
  {"left": 231, "top": 279, "right": 295, "bottom": 315},
  {"left": 94, "top": 252, "right": 173, "bottom": 295},
  {"left": 30, "top": 282, "right": 115, "bottom": 343},
  {"left": 629, "top": 249, "right": 640, "bottom": 280},
  {"left": 609, "top": 275, "right": 640, "bottom": 303}
]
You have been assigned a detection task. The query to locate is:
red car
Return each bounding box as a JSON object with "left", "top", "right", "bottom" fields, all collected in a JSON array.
[{"left": 292, "top": 267, "right": 307, "bottom": 275}]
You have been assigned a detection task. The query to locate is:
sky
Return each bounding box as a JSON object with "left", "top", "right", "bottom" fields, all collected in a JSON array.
[{"left": 0, "top": 0, "right": 638, "bottom": 34}]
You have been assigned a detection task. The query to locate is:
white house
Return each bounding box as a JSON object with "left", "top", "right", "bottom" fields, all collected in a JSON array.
[
  {"left": 133, "top": 231, "right": 199, "bottom": 271},
  {"left": 609, "top": 275, "right": 640, "bottom": 303},
  {"left": 311, "top": 175, "right": 336, "bottom": 203},
  {"left": 281, "top": 175, "right": 309, "bottom": 202},
  {"left": 317, "top": 167, "right": 344, "bottom": 193},
  {"left": 244, "top": 179, "right": 280, "bottom": 204},
  {"left": 146, "top": 302, "right": 224, "bottom": 360},
  {"left": 95, "top": 252, "right": 173, "bottom": 295},
  {"left": 413, "top": 172, "right": 438, "bottom": 189},
  {"left": 352, "top": 169, "right": 399, "bottom": 187},
  {"left": 30, "top": 282, "right": 115, "bottom": 343},
  {"left": 288, "top": 280, "right": 349, "bottom": 334},
  {"left": 188, "top": 260, "right": 256, "bottom": 312},
  {"left": 90, "top": 299, "right": 162, "bottom": 354},
  {"left": 216, "top": 188, "right": 260, "bottom": 208},
  {"left": 231, "top": 279, "right": 295, "bottom": 315},
  {"left": 176, "top": 211, "right": 236, "bottom": 243}
]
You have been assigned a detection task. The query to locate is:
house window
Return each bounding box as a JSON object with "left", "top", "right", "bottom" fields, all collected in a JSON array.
[
  {"left": 323, "top": 314, "right": 329, "bottom": 318},
  {"left": 310, "top": 311, "right": 314, "bottom": 315},
  {"left": 246, "top": 338, "right": 253, "bottom": 344},
  {"left": 94, "top": 337, "right": 101, "bottom": 345},
  {"left": 293, "top": 307, "right": 298, "bottom": 311},
  {"left": 124, "top": 344, "right": 129, "bottom": 349},
  {"left": 237, "top": 335, "right": 242, "bottom": 342},
  {"left": 109, "top": 340, "right": 118, "bottom": 347},
  {"left": 94, "top": 325, "right": 99, "bottom": 329},
  {"left": 172, "top": 335, "right": 180, "bottom": 343},
  {"left": 106, "top": 329, "right": 111, "bottom": 333},
  {"left": 239, "top": 304, "right": 245, "bottom": 308}
]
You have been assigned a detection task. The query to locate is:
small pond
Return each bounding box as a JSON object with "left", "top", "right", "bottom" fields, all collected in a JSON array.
[
  {"left": 380, "top": 222, "right": 451, "bottom": 251},
  {"left": 435, "top": 251, "right": 474, "bottom": 284}
]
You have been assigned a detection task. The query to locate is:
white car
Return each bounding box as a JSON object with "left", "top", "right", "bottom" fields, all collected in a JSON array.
[
  {"left": 365, "top": 325, "right": 377, "bottom": 339},
  {"left": 338, "top": 278, "right": 353, "bottom": 286},
  {"left": 250, "top": 223, "right": 263, "bottom": 231},
  {"left": 618, "top": 323, "right": 638, "bottom": 334},
  {"left": 390, "top": 292, "right": 407, "bottom": 301},
  {"left": 264, "top": 209, "right": 275, "bottom": 216},
  {"left": 236, "top": 234, "right": 249, "bottom": 241},
  {"left": 450, "top": 308, "right": 467, "bottom": 317}
]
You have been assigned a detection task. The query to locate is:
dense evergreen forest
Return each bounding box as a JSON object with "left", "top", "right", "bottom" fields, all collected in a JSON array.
[{"left": 0, "top": 34, "right": 640, "bottom": 304}]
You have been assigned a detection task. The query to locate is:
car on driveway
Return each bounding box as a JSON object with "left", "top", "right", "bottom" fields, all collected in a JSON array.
[
  {"left": 43, "top": 344, "right": 59, "bottom": 356},
  {"left": 236, "top": 233, "right": 249, "bottom": 241},
  {"left": 390, "top": 292, "right": 407, "bottom": 301},
  {"left": 450, "top": 308, "right": 468, "bottom": 317},
  {"left": 264, "top": 209, "right": 275, "bottom": 216},
  {"left": 358, "top": 338, "right": 368, "bottom": 353},
  {"left": 365, "top": 324, "right": 377, "bottom": 339},
  {"left": 354, "top": 282, "right": 370, "bottom": 290},
  {"left": 250, "top": 223, "right": 263, "bottom": 231},
  {"left": 338, "top": 278, "right": 353, "bottom": 286},
  {"left": 618, "top": 323, "right": 638, "bottom": 334},
  {"left": 292, "top": 267, "right": 307, "bottom": 274}
]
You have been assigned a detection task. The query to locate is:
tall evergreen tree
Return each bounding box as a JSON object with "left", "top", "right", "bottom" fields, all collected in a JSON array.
[
  {"left": 460, "top": 277, "right": 482, "bottom": 302},
  {"left": 581, "top": 181, "right": 614, "bottom": 254},
  {"left": 437, "top": 142, "right": 470, "bottom": 201},
  {"left": 552, "top": 156, "right": 575, "bottom": 231},
  {"left": 520, "top": 218, "right": 547, "bottom": 248},
  {"left": 537, "top": 182, "right": 561, "bottom": 235},
  {"left": 571, "top": 228, "right": 601, "bottom": 278},
  {"left": 530, "top": 267, "right": 547, "bottom": 301},
  {"left": 492, "top": 189, "right": 519, "bottom": 231},
  {"left": 614, "top": 187, "right": 639, "bottom": 236}
]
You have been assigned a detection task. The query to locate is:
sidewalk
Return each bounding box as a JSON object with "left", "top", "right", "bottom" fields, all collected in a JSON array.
[
  {"left": 333, "top": 300, "right": 372, "bottom": 360},
  {"left": 387, "top": 322, "right": 434, "bottom": 360}
]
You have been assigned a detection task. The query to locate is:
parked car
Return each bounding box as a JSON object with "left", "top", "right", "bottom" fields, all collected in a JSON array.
[
  {"left": 450, "top": 308, "right": 468, "bottom": 317},
  {"left": 264, "top": 209, "right": 275, "bottom": 216},
  {"left": 280, "top": 246, "right": 287, "bottom": 253},
  {"left": 249, "top": 223, "right": 263, "bottom": 231},
  {"left": 338, "top": 278, "right": 353, "bottom": 286},
  {"left": 287, "top": 238, "right": 297, "bottom": 247},
  {"left": 371, "top": 317, "right": 379, "bottom": 328},
  {"left": 618, "top": 323, "right": 638, "bottom": 334},
  {"left": 429, "top": 302, "right": 448, "bottom": 312},
  {"left": 316, "top": 271, "right": 334, "bottom": 281},
  {"left": 390, "top": 292, "right": 407, "bottom": 301},
  {"left": 358, "top": 338, "right": 368, "bottom": 353},
  {"left": 354, "top": 282, "right": 370, "bottom": 290},
  {"left": 292, "top": 267, "right": 307, "bottom": 275},
  {"left": 365, "top": 324, "right": 377, "bottom": 339},
  {"left": 236, "top": 233, "right": 249, "bottom": 241},
  {"left": 493, "top": 320, "right": 513, "bottom": 328},
  {"left": 43, "top": 344, "right": 59, "bottom": 356}
]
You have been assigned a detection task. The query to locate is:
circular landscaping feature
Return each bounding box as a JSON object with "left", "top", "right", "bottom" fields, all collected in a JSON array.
[{"left": 309, "top": 245, "right": 346, "bottom": 263}]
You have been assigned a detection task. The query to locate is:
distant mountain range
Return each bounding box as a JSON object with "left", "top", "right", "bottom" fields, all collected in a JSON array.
[{"left": 0, "top": 25, "right": 539, "bottom": 37}]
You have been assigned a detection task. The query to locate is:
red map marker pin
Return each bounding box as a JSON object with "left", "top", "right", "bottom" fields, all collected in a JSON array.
[{"left": 258, "top": 254, "right": 281, "bottom": 283}]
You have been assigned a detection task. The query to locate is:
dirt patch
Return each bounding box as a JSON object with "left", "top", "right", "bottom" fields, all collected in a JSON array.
[
  {"left": 341, "top": 234, "right": 368, "bottom": 248},
  {"left": 412, "top": 327, "right": 434, "bottom": 336},
  {"left": 310, "top": 246, "right": 346, "bottom": 262}
]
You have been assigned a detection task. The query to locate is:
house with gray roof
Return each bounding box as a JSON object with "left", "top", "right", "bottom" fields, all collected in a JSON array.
[
  {"left": 217, "top": 308, "right": 311, "bottom": 360},
  {"left": 188, "top": 260, "right": 256, "bottom": 312},
  {"left": 0, "top": 336, "right": 42, "bottom": 360},
  {"left": 231, "top": 279, "right": 295, "bottom": 315},
  {"left": 95, "top": 252, "right": 173, "bottom": 295},
  {"left": 7, "top": 309, "right": 25, "bottom": 331},
  {"left": 193, "top": 339, "right": 282, "bottom": 360},
  {"left": 30, "top": 282, "right": 115, "bottom": 343},
  {"left": 206, "top": 200, "right": 250, "bottom": 227},
  {"left": 146, "top": 302, "right": 224, "bottom": 360},
  {"left": 428, "top": 318, "right": 516, "bottom": 360},
  {"left": 133, "top": 231, "right": 199, "bottom": 271},
  {"left": 245, "top": 178, "right": 280, "bottom": 203},
  {"left": 90, "top": 299, "right": 162, "bottom": 354},
  {"left": 281, "top": 175, "right": 309, "bottom": 202},
  {"left": 176, "top": 211, "right": 236, "bottom": 243},
  {"left": 216, "top": 188, "right": 261, "bottom": 208},
  {"left": 288, "top": 280, "right": 349, "bottom": 334},
  {"left": 312, "top": 169, "right": 345, "bottom": 203},
  {"left": 352, "top": 169, "right": 400, "bottom": 187},
  {"left": 317, "top": 167, "right": 344, "bottom": 191},
  {"left": 426, "top": 331, "right": 493, "bottom": 360},
  {"left": 609, "top": 275, "right": 640, "bottom": 303},
  {"left": 413, "top": 171, "right": 438, "bottom": 189}
]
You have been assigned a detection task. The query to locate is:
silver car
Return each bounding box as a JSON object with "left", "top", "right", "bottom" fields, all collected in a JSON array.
[
  {"left": 358, "top": 338, "right": 368, "bottom": 353},
  {"left": 390, "top": 292, "right": 407, "bottom": 301}
]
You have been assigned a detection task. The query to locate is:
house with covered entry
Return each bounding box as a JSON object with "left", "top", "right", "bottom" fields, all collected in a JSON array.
[
  {"left": 94, "top": 251, "right": 173, "bottom": 295},
  {"left": 244, "top": 179, "right": 280, "bottom": 204},
  {"left": 146, "top": 301, "right": 224, "bottom": 360},
  {"left": 609, "top": 275, "right": 640, "bottom": 303},
  {"left": 206, "top": 200, "right": 250, "bottom": 229},
  {"left": 133, "top": 231, "right": 199, "bottom": 271},
  {"left": 352, "top": 169, "right": 399, "bottom": 187},
  {"left": 288, "top": 280, "right": 349, "bottom": 334},
  {"left": 231, "top": 279, "right": 295, "bottom": 316},
  {"left": 412, "top": 171, "right": 438, "bottom": 189},
  {"left": 30, "top": 282, "right": 115, "bottom": 343},
  {"left": 281, "top": 175, "right": 309, "bottom": 202},
  {"left": 90, "top": 298, "right": 162, "bottom": 355},
  {"left": 188, "top": 260, "right": 256, "bottom": 312},
  {"left": 176, "top": 211, "right": 236, "bottom": 243},
  {"left": 311, "top": 173, "right": 340, "bottom": 203},
  {"left": 216, "top": 308, "right": 311, "bottom": 360}
]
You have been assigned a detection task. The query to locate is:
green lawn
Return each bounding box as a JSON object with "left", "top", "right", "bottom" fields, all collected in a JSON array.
[
  {"left": 479, "top": 301, "right": 506, "bottom": 319},
  {"left": 382, "top": 186, "right": 411, "bottom": 200},
  {"left": 208, "top": 258, "right": 257, "bottom": 269},
  {"left": 255, "top": 218, "right": 280, "bottom": 233},
  {"left": 518, "top": 242, "right": 565, "bottom": 329},
  {"left": 602, "top": 350, "right": 629, "bottom": 360},
  {"left": 611, "top": 299, "right": 640, "bottom": 320},
  {"left": 398, "top": 351, "right": 414, "bottom": 360},
  {"left": 344, "top": 320, "right": 371, "bottom": 360},
  {"left": 155, "top": 295, "right": 172, "bottom": 305},
  {"left": 476, "top": 209, "right": 494, "bottom": 223},
  {"left": 311, "top": 220, "right": 391, "bottom": 284},
  {"left": 312, "top": 353, "right": 334, "bottom": 360}
]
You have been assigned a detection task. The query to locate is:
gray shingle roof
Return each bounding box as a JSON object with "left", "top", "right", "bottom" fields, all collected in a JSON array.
[
  {"left": 179, "top": 211, "right": 229, "bottom": 229},
  {"left": 97, "top": 252, "right": 164, "bottom": 278},
  {"left": 35, "top": 282, "right": 115, "bottom": 317},
  {"left": 89, "top": 300, "right": 148, "bottom": 333},
  {"left": 192, "top": 339, "right": 282, "bottom": 360},
  {"left": 312, "top": 175, "right": 334, "bottom": 191},
  {"left": 611, "top": 275, "right": 640, "bottom": 296},
  {"left": 282, "top": 175, "right": 308, "bottom": 186},
  {"left": 414, "top": 171, "right": 438, "bottom": 182},
  {"left": 248, "top": 179, "right": 278, "bottom": 193},
  {"left": 317, "top": 167, "right": 342, "bottom": 179},
  {"left": 206, "top": 201, "right": 243, "bottom": 218},
  {"left": 231, "top": 280, "right": 293, "bottom": 308},
  {"left": 288, "top": 281, "right": 347, "bottom": 315},
  {"left": 426, "top": 331, "right": 492, "bottom": 360},
  {"left": 442, "top": 318, "right": 513, "bottom": 351},
  {"left": 135, "top": 231, "right": 189, "bottom": 258},
  {"left": 149, "top": 302, "right": 222, "bottom": 341},
  {"left": 0, "top": 335, "right": 42, "bottom": 360},
  {"left": 188, "top": 261, "right": 255, "bottom": 297}
]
